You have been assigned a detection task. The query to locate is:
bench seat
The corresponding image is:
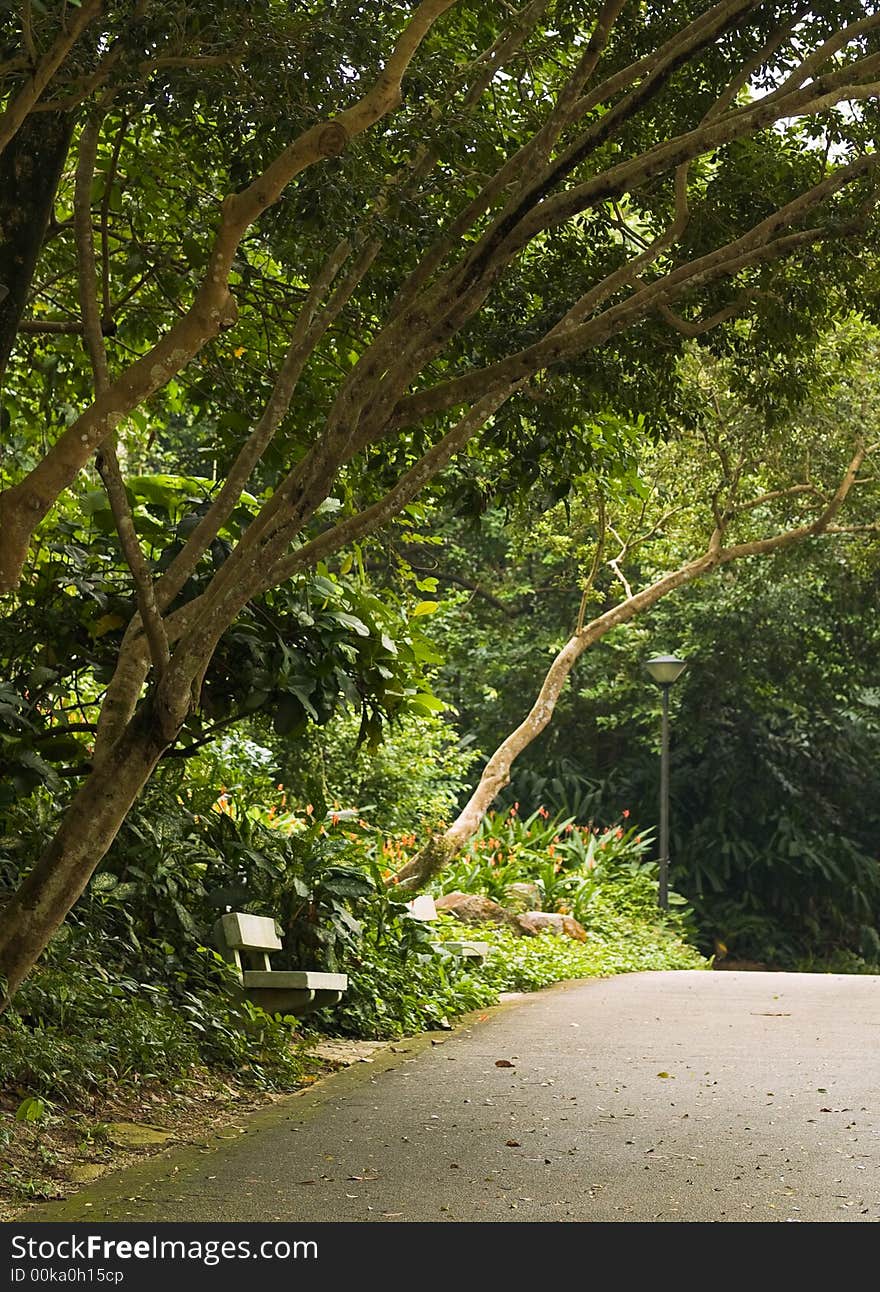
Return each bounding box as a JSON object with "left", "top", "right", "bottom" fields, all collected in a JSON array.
[{"left": 242, "top": 970, "right": 347, "bottom": 991}]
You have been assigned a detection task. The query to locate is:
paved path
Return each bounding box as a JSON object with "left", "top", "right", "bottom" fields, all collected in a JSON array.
[{"left": 26, "top": 971, "right": 880, "bottom": 1222}]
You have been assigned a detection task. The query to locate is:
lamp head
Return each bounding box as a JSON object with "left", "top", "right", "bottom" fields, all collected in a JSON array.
[{"left": 645, "top": 654, "right": 687, "bottom": 686}]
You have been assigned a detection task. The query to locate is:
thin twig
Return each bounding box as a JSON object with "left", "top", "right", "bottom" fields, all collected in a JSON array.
[{"left": 576, "top": 491, "right": 606, "bottom": 634}]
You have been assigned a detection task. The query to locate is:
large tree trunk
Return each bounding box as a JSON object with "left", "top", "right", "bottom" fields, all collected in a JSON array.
[
  {"left": 0, "top": 700, "right": 171, "bottom": 1008},
  {"left": 0, "top": 111, "right": 75, "bottom": 383}
]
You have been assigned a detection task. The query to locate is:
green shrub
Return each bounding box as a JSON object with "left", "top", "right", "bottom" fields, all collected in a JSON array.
[
  {"left": 434, "top": 806, "right": 693, "bottom": 930},
  {"left": 0, "top": 955, "right": 306, "bottom": 1106}
]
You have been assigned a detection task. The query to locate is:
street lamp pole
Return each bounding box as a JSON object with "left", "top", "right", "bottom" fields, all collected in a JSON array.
[
  {"left": 658, "top": 682, "right": 671, "bottom": 910},
  {"left": 645, "top": 655, "right": 687, "bottom": 911}
]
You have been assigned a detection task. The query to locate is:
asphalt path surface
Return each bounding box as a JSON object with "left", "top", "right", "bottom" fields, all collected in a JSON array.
[{"left": 24, "top": 970, "right": 880, "bottom": 1223}]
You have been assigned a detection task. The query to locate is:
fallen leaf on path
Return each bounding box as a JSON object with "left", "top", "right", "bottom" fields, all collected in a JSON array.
[
  {"left": 656, "top": 1072, "right": 671, "bottom": 1079},
  {"left": 506, "top": 1140, "right": 521, "bottom": 1148},
  {"left": 495, "top": 1059, "right": 515, "bottom": 1068}
]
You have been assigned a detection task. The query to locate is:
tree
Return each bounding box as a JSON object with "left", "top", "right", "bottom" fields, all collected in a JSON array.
[
  {"left": 393, "top": 340, "right": 880, "bottom": 887},
  {"left": 3, "top": 0, "right": 880, "bottom": 1002}
]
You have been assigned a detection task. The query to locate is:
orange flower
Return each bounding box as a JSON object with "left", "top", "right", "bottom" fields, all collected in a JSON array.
[{"left": 622, "top": 809, "right": 630, "bottom": 819}]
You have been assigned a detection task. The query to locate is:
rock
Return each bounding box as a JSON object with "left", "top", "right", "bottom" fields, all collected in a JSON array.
[
  {"left": 305, "top": 1039, "right": 387, "bottom": 1066},
  {"left": 517, "top": 911, "right": 589, "bottom": 942},
  {"left": 68, "top": 1163, "right": 107, "bottom": 1183},
  {"left": 105, "top": 1122, "right": 175, "bottom": 1149},
  {"left": 503, "top": 881, "right": 542, "bottom": 912},
  {"left": 435, "top": 892, "right": 535, "bottom": 936}
]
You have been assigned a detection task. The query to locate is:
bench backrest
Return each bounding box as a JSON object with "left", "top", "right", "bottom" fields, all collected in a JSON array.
[
  {"left": 218, "top": 912, "right": 282, "bottom": 951},
  {"left": 214, "top": 912, "right": 282, "bottom": 977},
  {"left": 405, "top": 895, "right": 438, "bottom": 922}
]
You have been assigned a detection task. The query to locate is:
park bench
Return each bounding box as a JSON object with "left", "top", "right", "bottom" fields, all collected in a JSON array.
[
  {"left": 213, "top": 911, "right": 347, "bottom": 1016},
  {"left": 405, "top": 895, "right": 490, "bottom": 960}
]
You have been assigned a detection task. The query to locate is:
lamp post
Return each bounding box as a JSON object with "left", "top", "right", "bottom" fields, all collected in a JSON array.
[{"left": 645, "top": 655, "right": 687, "bottom": 910}]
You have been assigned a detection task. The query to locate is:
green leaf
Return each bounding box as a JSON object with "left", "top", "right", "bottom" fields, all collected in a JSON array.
[
  {"left": 16, "top": 1097, "right": 49, "bottom": 1123},
  {"left": 408, "top": 693, "right": 446, "bottom": 714},
  {"left": 331, "top": 611, "right": 370, "bottom": 636}
]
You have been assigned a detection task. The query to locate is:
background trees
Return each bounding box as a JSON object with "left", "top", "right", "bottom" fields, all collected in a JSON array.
[
  {"left": 2, "top": 1, "right": 880, "bottom": 999},
  {"left": 414, "top": 330, "right": 880, "bottom": 957}
]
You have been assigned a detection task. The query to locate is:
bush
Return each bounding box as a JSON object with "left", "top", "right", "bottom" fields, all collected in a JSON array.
[
  {"left": 435, "top": 806, "right": 693, "bottom": 932},
  {"left": 0, "top": 956, "right": 306, "bottom": 1106},
  {"left": 476, "top": 919, "right": 705, "bottom": 991}
]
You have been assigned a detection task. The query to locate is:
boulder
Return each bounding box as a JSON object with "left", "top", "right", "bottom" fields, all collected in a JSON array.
[
  {"left": 517, "top": 911, "right": 589, "bottom": 942},
  {"left": 503, "top": 881, "right": 542, "bottom": 912},
  {"left": 435, "top": 892, "right": 535, "bottom": 936}
]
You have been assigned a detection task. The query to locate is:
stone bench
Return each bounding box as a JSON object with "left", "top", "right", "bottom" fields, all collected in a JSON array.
[
  {"left": 404, "top": 895, "right": 490, "bottom": 960},
  {"left": 213, "top": 911, "right": 347, "bottom": 1016}
]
